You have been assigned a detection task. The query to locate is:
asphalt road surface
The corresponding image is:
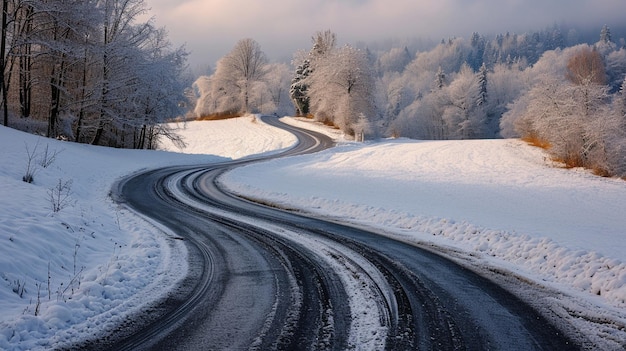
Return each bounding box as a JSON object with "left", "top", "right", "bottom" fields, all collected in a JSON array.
[{"left": 72, "top": 116, "right": 580, "bottom": 350}]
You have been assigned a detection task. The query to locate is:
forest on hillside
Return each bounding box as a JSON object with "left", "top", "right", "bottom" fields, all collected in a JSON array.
[{"left": 193, "top": 24, "right": 626, "bottom": 177}]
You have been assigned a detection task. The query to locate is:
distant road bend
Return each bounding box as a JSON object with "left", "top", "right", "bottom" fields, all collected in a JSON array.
[{"left": 90, "top": 116, "right": 578, "bottom": 350}]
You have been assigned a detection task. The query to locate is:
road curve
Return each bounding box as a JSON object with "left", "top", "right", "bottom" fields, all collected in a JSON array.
[{"left": 72, "top": 116, "right": 580, "bottom": 350}]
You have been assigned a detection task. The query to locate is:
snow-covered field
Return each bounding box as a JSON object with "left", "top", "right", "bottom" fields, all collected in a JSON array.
[
  {"left": 0, "top": 116, "right": 295, "bottom": 350},
  {"left": 1, "top": 115, "right": 625, "bottom": 349},
  {"left": 222, "top": 117, "right": 626, "bottom": 345}
]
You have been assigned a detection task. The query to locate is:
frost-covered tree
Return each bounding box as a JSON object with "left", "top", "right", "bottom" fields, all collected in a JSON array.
[
  {"left": 468, "top": 32, "right": 485, "bottom": 70},
  {"left": 213, "top": 38, "right": 268, "bottom": 114},
  {"left": 378, "top": 46, "right": 411, "bottom": 73},
  {"left": 192, "top": 75, "right": 213, "bottom": 117},
  {"left": 605, "top": 77, "right": 626, "bottom": 176},
  {"left": 596, "top": 24, "right": 617, "bottom": 56},
  {"left": 390, "top": 88, "right": 447, "bottom": 139},
  {"left": 380, "top": 71, "right": 412, "bottom": 123},
  {"left": 209, "top": 59, "right": 244, "bottom": 114},
  {"left": 600, "top": 24, "right": 612, "bottom": 45},
  {"left": 260, "top": 62, "right": 294, "bottom": 116},
  {"left": 0, "top": 0, "right": 187, "bottom": 148},
  {"left": 565, "top": 46, "right": 606, "bottom": 86},
  {"left": 501, "top": 46, "right": 574, "bottom": 138},
  {"left": 406, "top": 38, "right": 468, "bottom": 79},
  {"left": 310, "top": 29, "right": 336, "bottom": 58},
  {"left": 442, "top": 64, "right": 486, "bottom": 139},
  {"left": 502, "top": 45, "right": 617, "bottom": 174},
  {"left": 308, "top": 44, "right": 377, "bottom": 136},
  {"left": 289, "top": 30, "right": 337, "bottom": 116},
  {"left": 127, "top": 28, "right": 188, "bottom": 149},
  {"left": 14, "top": 0, "right": 101, "bottom": 139},
  {"left": 194, "top": 47, "right": 291, "bottom": 117},
  {"left": 614, "top": 75, "right": 626, "bottom": 111},
  {"left": 605, "top": 48, "right": 626, "bottom": 92},
  {"left": 487, "top": 62, "right": 525, "bottom": 136},
  {"left": 91, "top": 0, "right": 153, "bottom": 145}
]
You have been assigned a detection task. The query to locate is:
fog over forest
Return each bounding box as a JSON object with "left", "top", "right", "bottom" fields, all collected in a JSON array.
[{"left": 143, "top": 0, "right": 626, "bottom": 68}]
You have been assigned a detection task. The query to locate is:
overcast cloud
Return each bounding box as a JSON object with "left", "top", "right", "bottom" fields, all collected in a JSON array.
[{"left": 144, "top": 0, "right": 626, "bottom": 69}]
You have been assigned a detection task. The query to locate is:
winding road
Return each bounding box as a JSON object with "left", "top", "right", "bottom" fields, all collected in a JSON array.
[{"left": 83, "top": 117, "right": 580, "bottom": 350}]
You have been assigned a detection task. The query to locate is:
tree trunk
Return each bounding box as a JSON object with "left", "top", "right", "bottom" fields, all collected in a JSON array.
[
  {"left": 48, "top": 61, "right": 65, "bottom": 138},
  {"left": 18, "top": 5, "right": 33, "bottom": 119},
  {"left": 75, "top": 34, "right": 94, "bottom": 142},
  {"left": 147, "top": 125, "right": 154, "bottom": 149},
  {"left": 19, "top": 48, "right": 32, "bottom": 118},
  {"left": 1, "top": 0, "right": 8, "bottom": 126},
  {"left": 137, "top": 124, "right": 146, "bottom": 149},
  {"left": 93, "top": 9, "right": 109, "bottom": 146},
  {"left": 91, "top": 119, "right": 104, "bottom": 145}
]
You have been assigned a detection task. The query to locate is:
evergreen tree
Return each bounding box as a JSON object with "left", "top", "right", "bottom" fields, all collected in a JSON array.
[
  {"left": 435, "top": 66, "right": 446, "bottom": 90},
  {"left": 550, "top": 27, "right": 565, "bottom": 50},
  {"left": 477, "top": 62, "right": 488, "bottom": 106},
  {"left": 618, "top": 75, "right": 626, "bottom": 116},
  {"left": 289, "top": 59, "right": 311, "bottom": 115},
  {"left": 469, "top": 32, "right": 485, "bottom": 70},
  {"left": 596, "top": 24, "right": 617, "bottom": 55},
  {"left": 600, "top": 24, "right": 612, "bottom": 44}
]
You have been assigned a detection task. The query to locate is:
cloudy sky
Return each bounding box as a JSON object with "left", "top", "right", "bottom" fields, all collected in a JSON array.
[{"left": 144, "top": 0, "right": 625, "bottom": 69}]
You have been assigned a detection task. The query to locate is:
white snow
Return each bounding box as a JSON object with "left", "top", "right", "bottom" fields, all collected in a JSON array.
[
  {"left": 0, "top": 116, "right": 295, "bottom": 350},
  {"left": 159, "top": 116, "right": 296, "bottom": 158},
  {"left": 2, "top": 114, "right": 625, "bottom": 349}
]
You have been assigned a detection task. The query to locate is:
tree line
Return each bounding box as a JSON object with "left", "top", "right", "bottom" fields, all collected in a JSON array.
[
  {"left": 191, "top": 38, "right": 293, "bottom": 119},
  {"left": 380, "top": 25, "right": 626, "bottom": 177},
  {"left": 192, "top": 31, "right": 378, "bottom": 140},
  {"left": 1, "top": 0, "right": 188, "bottom": 149},
  {"left": 192, "top": 25, "right": 626, "bottom": 176},
  {"left": 501, "top": 41, "right": 626, "bottom": 177},
  {"left": 5, "top": 3, "right": 623, "bottom": 174}
]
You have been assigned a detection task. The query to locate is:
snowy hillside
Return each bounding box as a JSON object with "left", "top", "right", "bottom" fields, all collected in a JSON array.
[
  {"left": 0, "top": 116, "right": 295, "bottom": 350},
  {"left": 224, "top": 119, "right": 626, "bottom": 305}
]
